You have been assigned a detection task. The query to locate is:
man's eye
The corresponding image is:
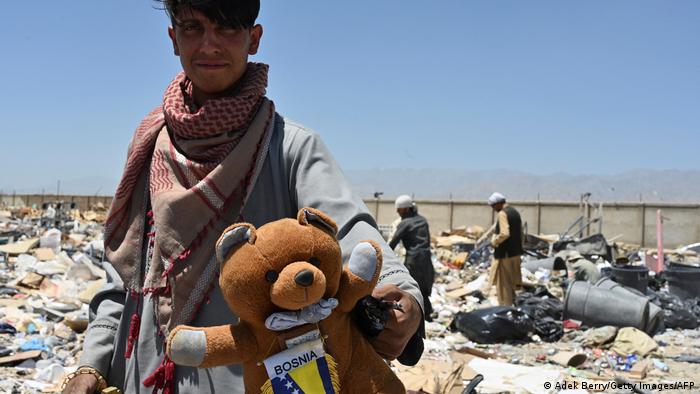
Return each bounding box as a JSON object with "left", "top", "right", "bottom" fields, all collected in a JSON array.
[{"left": 182, "top": 24, "right": 201, "bottom": 32}]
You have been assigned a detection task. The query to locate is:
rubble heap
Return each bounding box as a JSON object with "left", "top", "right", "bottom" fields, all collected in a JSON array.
[
  {"left": 0, "top": 205, "right": 107, "bottom": 393},
  {"left": 394, "top": 225, "right": 700, "bottom": 393},
  {"left": 1, "top": 203, "right": 699, "bottom": 393}
]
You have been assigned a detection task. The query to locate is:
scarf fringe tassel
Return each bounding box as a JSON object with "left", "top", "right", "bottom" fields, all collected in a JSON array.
[
  {"left": 124, "top": 313, "right": 141, "bottom": 359},
  {"left": 143, "top": 356, "right": 175, "bottom": 394}
]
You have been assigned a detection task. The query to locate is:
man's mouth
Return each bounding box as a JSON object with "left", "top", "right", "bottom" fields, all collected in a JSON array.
[{"left": 195, "top": 62, "right": 228, "bottom": 69}]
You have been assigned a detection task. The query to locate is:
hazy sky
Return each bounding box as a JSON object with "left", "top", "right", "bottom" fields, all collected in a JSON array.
[{"left": 1, "top": 1, "right": 699, "bottom": 194}]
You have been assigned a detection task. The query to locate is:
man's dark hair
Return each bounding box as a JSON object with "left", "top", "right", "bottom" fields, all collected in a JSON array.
[{"left": 156, "top": 0, "right": 260, "bottom": 29}]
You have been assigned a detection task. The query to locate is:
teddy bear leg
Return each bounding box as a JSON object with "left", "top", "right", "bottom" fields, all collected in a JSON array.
[
  {"left": 336, "top": 241, "right": 383, "bottom": 313},
  {"left": 167, "top": 324, "right": 257, "bottom": 368}
]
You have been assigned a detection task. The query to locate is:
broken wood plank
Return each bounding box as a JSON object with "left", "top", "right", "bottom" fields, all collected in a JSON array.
[
  {"left": 0, "top": 350, "right": 44, "bottom": 365},
  {"left": 456, "top": 346, "right": 496, "bottom": 359}
]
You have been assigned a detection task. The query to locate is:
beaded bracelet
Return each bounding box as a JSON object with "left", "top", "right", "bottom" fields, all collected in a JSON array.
[{"left": 60, "top": 366, "right": 108, "bottom": 392}]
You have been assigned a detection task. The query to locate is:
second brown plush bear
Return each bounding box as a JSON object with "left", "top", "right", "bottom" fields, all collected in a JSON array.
[{"left": 167, "top": 207, "right": 405, "bottom": 393}]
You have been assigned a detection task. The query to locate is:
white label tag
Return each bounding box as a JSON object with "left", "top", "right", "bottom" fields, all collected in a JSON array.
[
  {"left": 285, "top": 329, "right": 321, "bottom": 349},
  {"left": 263, "top": 338, "right": 325, "bottom": 379}
]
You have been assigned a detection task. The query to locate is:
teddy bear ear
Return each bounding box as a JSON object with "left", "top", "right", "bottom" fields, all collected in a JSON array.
[
  {"left": 216, "top": 223, "right": 256, "bottom": 264},
  {"left": 297, "top": 207, "right": 338, "bottom": 236}
]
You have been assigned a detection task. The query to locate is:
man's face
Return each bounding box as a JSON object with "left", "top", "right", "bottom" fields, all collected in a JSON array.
[
  {"left": 168, "top": 9, "right": 263, "bottom": 103},
  {"left": 491, "top": 202, "right": 504, "bottom": 212}
]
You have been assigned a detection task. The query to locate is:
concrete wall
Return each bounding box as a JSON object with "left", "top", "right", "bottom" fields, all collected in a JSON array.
[
  {"left": 365, "top": 199, "right": 700, "bottom": 248},
  {"left": 2, "top": 194, "right": 697, "bottom": 247}
]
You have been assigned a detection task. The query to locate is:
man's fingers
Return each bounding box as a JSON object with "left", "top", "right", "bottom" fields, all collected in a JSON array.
[
  {"left": 371, "top": 284, "right": 402, "bottom": 300},
  {"left": 371, "top": 310, "right": 411, "bottom": 360},
  {"left": 370, "top": 336, "right": 403, "bottom": 360}
]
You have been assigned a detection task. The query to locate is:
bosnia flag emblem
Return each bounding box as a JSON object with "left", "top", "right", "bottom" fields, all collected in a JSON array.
[{"left": 262, "top": 338, "right": 340, "bottom": 394}]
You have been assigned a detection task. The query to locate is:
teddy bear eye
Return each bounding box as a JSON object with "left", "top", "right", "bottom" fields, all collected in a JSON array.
[
  {"left": 308, "top": 257, "right": 320, "bottom": 267},
  {"left": 265, "top": 270, "right": 279, "bottom": 283}
]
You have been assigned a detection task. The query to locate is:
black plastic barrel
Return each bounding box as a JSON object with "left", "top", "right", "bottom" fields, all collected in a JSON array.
[
  {"left": 669, "top": 261, "right": 700, "bottom": 269},
  {"left": 564, "top": 281, "right": 649, "bottom": 331},
  {"left": 665, "top": 266, "right": 700, "bottom": 300},
  {"left": 596, "top": 278, "right": 664, "bottom": 335},
  {"left": 610, "top": 265, "right": 649, "bottom": 293}
]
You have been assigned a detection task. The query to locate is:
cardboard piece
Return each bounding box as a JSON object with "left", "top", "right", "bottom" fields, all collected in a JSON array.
[
  {"left": 39, "top": 278, "right": 61, "bottom": 298},
  {"left": 33, "top": 247, "right": 56, "bottom": 261},
  {"left": 78, "top": 279, "right": 105, "bottom": 304},
  {"left": 446, "top": 287, "right": 471, "bottom": 299},
  {"left": 436, "top": 235, "right": 474, "bottom": 249},
  {"left": 395, "top": 358, "right": 467, "bottom": 394},
  {"left": 619, "top": 359, "right": 649, "bottom": 380},
  {"left": 0, "top": 299, "right": 26, "bottom": 308},
  {"left": 468, "top": 358, "right": 563, "bottom": 394},
  {"left": 0, "top": 238, "right": 39, "bottom": 255},
  {"left": 18, "top": 272, "right": 46, "bottom": 290},
  {"left": 551, "top": 351, "right": 587, "bottom": 367}
]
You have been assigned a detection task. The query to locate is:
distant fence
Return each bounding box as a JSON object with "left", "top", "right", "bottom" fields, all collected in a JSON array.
[
  {"left": 364, "top": 199, "right": 700, "bottom": 248},
  {"left": 0, "top": 194, "right": 113, "bottom": 211},
  {"left": 2, "top": 194, "right": 697, "bottom": 248}
]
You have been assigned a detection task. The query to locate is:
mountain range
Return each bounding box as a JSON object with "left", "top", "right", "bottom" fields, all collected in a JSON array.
[{"left": 3, "top": 169, "right": 698, "bottom": 203}]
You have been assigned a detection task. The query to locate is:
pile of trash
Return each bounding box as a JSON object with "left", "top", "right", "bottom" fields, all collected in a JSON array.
[
  {"left": 3, "top": 201, "right": 700, "bottom": 393},
  {"left": 0, "top": 205, "right": 107, "bottom": 392},
  {"left": 394, "top": 220, "right": 700, "bottom": 393}
]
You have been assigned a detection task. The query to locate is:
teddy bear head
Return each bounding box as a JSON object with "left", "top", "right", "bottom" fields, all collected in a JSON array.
[{"left": 215, "top": 208, "right": 342, "bottom": 326}]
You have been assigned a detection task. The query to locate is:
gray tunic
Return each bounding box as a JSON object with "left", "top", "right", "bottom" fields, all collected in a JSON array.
[{"left": 79, "top": 115, "right": 422, "bottom": 393}]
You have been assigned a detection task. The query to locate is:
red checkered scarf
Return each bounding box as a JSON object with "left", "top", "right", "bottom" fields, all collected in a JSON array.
[{"left": 104, "top": 63, "right": 274, "bottom": 331}]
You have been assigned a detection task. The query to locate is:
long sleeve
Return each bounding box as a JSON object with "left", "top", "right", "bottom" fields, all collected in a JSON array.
[
  {"left": 284, "top": 121, "right": 423, "bottom": 313},
  {"left": 388, "top": 220, "right": 408, "bottom": 250},
  {"left": 78, "top": 262, "right": 127, "bottom": 377},
  {"left": 491, "top": 210, "right": 510, "bottom": 247}
]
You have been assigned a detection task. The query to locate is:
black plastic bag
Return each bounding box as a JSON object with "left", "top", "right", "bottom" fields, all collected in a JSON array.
[
  {"left": 683, "top": 298, "right": 700, "bottom": 318},
  {"left": 450, "top": 307, "right": 534, "bottom": 344},
  {"left": 515, "top": 290, "right": 563, "bottom": 320},
  {"left": 553, "top": 233, "right": 612, "bottom": 261},
  {"left": 352, "top": 295, "right": 390, "bottom": 337},
  {"left": 663, "top": 309, "right": 698, "bottom": 329},
  {"left": 533, "top": 317, "right": 564, "bottom": 342},
  {"left": 656, "top": 292, "right": 699, "bottom": 329}
]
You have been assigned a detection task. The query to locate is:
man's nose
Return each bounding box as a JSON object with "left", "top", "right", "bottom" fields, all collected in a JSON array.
[{"left": 200, "top": 29, "right": 221, "bottom": 54}]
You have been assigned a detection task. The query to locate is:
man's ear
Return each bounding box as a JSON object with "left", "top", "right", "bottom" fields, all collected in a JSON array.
[
  {"left": 168, "top": 26, "right": 180, "bottom": 56},
  {"left": 248, "top": 24, "right": 263, "bottom": 55},
  {"left": 216, "top": 223, "right": 256, "bottom": 264}
]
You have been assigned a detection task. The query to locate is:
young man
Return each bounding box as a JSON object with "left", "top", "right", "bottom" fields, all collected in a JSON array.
[
  {"left": 487, "top": 192, "right": 523, "bottom": 306},
  {"left": 62, "top": 2, "right": 422, "bottom": 393},
  {"left": 389, "top": 195, "right": 434, "bottom": 322}
]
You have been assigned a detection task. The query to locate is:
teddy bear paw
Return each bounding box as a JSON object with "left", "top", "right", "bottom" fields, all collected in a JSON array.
[
  {"left": 168, "top": 328, "right": 207, "bottom": 367},
  {"left": 348, "top": 242, "right": 379, "bottom": 281}
]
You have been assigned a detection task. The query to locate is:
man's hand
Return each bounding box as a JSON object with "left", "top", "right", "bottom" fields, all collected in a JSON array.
[
  {"left": 368, "top": 284, "right": 422, "bottom": 360},
  {"left": 61, "top": 374, "right": 98, "bottom": 394}
]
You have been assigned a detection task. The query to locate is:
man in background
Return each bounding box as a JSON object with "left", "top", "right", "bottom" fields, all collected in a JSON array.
[
  {"left": 488, "top": 192, "right": 523, "bottom": 306},
  {"left": 390, "top": 195, "right": 434, "bottom": 321}
]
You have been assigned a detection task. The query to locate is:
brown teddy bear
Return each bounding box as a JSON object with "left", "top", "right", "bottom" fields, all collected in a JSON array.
[{"left": 167, "top": 207, "right": 405, "bottom": 393}]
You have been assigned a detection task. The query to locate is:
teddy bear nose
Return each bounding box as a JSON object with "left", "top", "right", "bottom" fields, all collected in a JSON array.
[{"left": 294, "top": 269, "right": 314, "bottom": 287}]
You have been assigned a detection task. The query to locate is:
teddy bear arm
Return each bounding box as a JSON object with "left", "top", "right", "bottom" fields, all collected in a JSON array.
[
  {"left": 199, "top": 323, "right": 259, "bottom": 368},
  {"left": 336, "top": 241, "right": 382, "bottom": 313},
  {"left": 168, "top": 323, "right": 258, "bottom": 368}
]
